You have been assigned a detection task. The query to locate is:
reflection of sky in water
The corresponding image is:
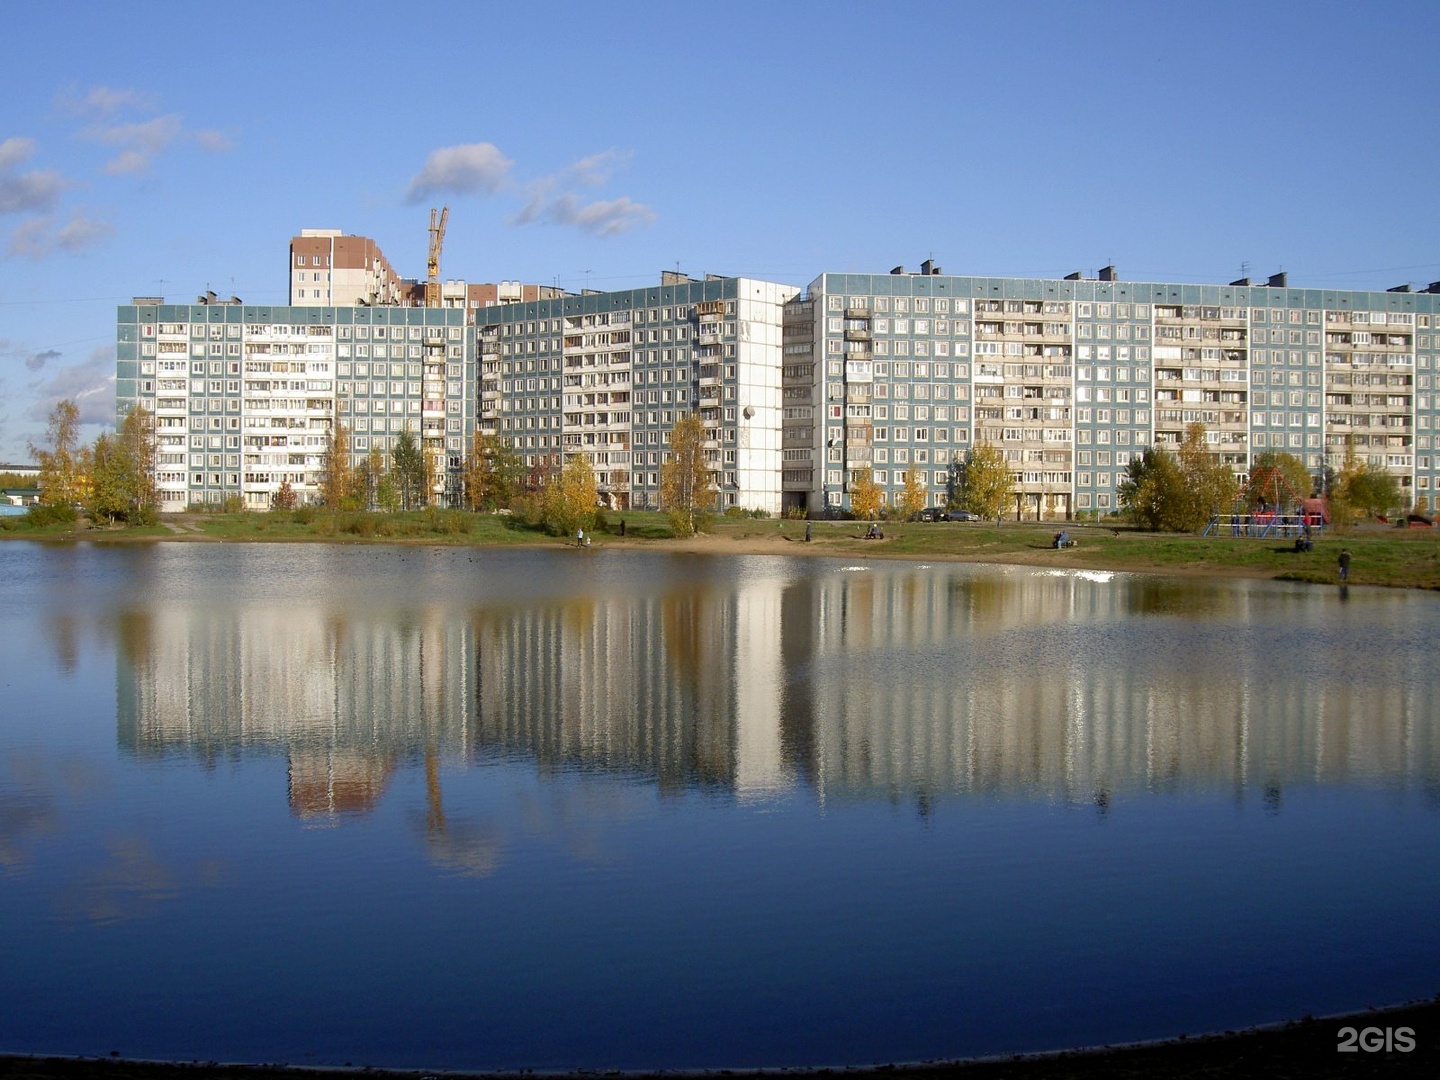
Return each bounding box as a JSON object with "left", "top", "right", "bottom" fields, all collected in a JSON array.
[{"left": 0, "top": 541, "right": 1438, "bottom": 1071}]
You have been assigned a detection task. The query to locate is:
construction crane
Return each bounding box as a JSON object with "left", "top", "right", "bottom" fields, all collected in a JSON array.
[{"left": 425, "top": 205, "right": 449, "bottom": 308}]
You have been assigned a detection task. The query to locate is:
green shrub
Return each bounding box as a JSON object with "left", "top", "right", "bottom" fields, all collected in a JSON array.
[
  {"left": 27, "top": 503, "right": 77, "bottom": 527},
  {"left": 343, "top": 514, "right": 377, "bottom": 537}
]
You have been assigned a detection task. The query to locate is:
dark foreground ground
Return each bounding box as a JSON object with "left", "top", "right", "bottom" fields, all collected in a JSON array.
[{"left": 3, "top": 999, "right": 1435, "bottom": 1080}]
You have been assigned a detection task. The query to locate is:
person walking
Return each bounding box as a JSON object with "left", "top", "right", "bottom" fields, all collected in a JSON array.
[{"left": 1338, "top": 548, "right": 1351, "bottom": 581}]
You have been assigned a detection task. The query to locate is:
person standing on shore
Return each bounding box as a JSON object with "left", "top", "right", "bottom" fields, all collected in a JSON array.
[{"left": 1338, "top": 549, "right": 1351, "bottom": 581}]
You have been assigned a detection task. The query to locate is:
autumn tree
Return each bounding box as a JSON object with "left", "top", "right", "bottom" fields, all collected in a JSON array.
[
  {"left": 271, "top": 481, "right": 297, "bottom": 511},
  {"left": 360, "top": 444, "right": 388, "bottom": 510},
  {"left": 1118, "top": 447, "right": 1186, "bottom": 531},
  {"left": 1342, "top": 462, "right": 1403, "bottom": 520},
  {"left": 115, "top": 405, "right": 157, "bottom": 523},
  {"left": 318, "top": 416, "right": 362, "bottom": 510},
  {"left": 898, "top": 464, "right": 927, "bottom": 520},
  {"left": 952, "top": 441, "right": 1014, "bottom": 521},
  {"left": 539, "top": 452, "right": 599, "bottom": 537},
  {"left": 81, "top": 408, "right": 156, "bottom": 526},
  {"left": 1175, "top": 423, "right": 1240, "bottom": 531},
  {"left": 660, "top": 414, "right": 717, "bottom": 537},
  {"left": 29, "top": 399, "right": 87, "bottom": 509},
  {"left": 849, "top": 466, "right": 883, "bottom": 521},
  {"left": 84, "top": 434, "right": 122, "bottom": 524},
  {"left": 463, "top": 429, "right": 524, "bottom": 511},
  {"left": 392, "top": 427, "right": 428, "bottom": 510},
  {"left": 1245, "top": 450, "right": 1314, "bottom": 509}
]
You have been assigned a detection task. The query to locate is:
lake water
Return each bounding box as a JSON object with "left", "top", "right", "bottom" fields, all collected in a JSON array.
[{"left": 1, "top": 540, "right": 1437, "bottom": 1072}]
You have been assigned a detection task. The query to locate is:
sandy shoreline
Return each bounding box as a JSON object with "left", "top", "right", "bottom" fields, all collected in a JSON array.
[{"left": 20, "top": 522, "right": 1289, "bottom": 582}]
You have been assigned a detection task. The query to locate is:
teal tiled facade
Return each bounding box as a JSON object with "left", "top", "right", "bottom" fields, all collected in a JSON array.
[
  {"left": 117, "top": 268, "right": 1440, "bottom": 518},
  {"left": 787, "top": 272, "right": 1440, "bottom": 518}
]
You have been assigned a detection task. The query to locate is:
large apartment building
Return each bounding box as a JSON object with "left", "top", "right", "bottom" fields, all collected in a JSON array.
[
  {"left": 115, "top": 298, "right": 474, "bottom": 510},
  {"left": 782, "top": 268, "right": 1440, "bottom": 518},
  {"left": 117, "top": 235, "right": 1440, "bottom": 517},
  {"left": 473, "top": 273, "right": 798, "bottom": 512}
]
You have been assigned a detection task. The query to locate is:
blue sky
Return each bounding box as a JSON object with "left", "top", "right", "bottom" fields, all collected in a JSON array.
[{"left": 3, "top": 0, "right": 1438, "bottom": 462}]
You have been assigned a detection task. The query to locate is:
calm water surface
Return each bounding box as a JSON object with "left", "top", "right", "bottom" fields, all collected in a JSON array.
[{"left": 1, "top": 541, "right": 1437, "bottom": 1071}]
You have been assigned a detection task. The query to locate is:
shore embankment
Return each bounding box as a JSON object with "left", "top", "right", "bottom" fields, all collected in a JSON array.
[
  {"left": 1, "top": 998, "right": 1434, "bottom": 1080},
  {"left": 5, "top": 511, "right": 1438, "bottom": 590}
]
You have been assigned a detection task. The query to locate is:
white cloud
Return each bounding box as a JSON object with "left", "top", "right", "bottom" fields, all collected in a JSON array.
[
  {"left": 102, "top": 150, "right": 150, "bottom": 177},
  {"left": 54, "top": 212, "right": 114, "bottom": 252},
  {"left": 405, "top": 143, "right": 513, "bottom": 203},
  {"left": 537, "top": 194, "right": 656, "bottom": 237},
  {"left": 0, "top": 136, "right": 36, "bottom": 170},
  {"left": 7, "top": 210, "right": 114, "bottom": 259},
  {"left": 193, "top": 129, "right": 235, "bottom": 153},
  {"left": 59, "top": 84, "right": 159, "bottom": 118},
  {"left": 89, "top": 114, "right": 183, "bottom": 175},
  {"left": 30, "top": 347, "right": 115, "bottom": 427},
  {"left": 510, "top": 150, "right": 653, "bottom": 237},
  {"left": 0, "top": 137, "right": 68, "bottom": 215},
  {"left": 7, "top": 217, "right": 54, "bottom": 258},
  {"left": 565, "top": 149, "right": 630, "bottom": 188}
]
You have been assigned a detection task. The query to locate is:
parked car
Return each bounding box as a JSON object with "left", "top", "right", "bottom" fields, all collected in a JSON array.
[{"left": 945, "top": 510, "right": 980, "bottom": 522}]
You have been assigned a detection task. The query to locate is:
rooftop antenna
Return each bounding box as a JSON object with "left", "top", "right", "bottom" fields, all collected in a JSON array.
[{"left": 1241, "top": 260, "right": 1251, "bottom": 279}]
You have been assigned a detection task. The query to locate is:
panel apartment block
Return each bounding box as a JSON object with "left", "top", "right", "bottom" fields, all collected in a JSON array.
[
  {"left": 474, "top": 274, "right": 799, "bottom": 513},
  {"left": 785, "top": 271, "right": 1440, "bottom": 518},
  {"left": 116, "top": 300, "right": 473, "bottom": 509}
]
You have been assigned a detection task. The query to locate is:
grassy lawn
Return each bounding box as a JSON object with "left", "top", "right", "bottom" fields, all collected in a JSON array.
[
  {"left": 5, "top": 508, "right": 1439, "bottom": 590},
  {"left": 708, "top": 516, "right": 1440, "bottom": 590}
]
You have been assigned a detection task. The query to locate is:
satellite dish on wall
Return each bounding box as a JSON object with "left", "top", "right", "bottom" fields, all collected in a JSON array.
[{"left": 742, "top": 405, "right": 754, "bottom": 420}]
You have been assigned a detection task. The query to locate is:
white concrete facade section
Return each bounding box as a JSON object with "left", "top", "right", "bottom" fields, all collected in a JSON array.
[
  {"left": 733, "top": 278, "right": 799, "bottom": 513},
  {"left": 733, "top": 577, "right": 785, "bottom": 799}
]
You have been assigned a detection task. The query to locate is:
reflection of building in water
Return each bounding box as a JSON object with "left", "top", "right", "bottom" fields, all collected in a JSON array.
[
  {"left": 792, "top": 569, "right": 1440, "bottom": 806},
  {"left": 115, "top": 567, "right": 1440, "bottom": 808},
  {"left": 114, "top": 575, "right": 792, "bottom": 805},
  {"left": 117, "top": 606, "right": 478, "bottom": 817},
  {"left": 287, "top": 749, "right": 394, "bottom": 818},
  {"left": 471, "top": 575, "right": 787, "bottom": 796}
]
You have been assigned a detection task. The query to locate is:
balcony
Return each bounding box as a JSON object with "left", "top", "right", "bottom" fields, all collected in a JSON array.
[{"left": 844, "top": 327, "right": 872, "bottom": 342}]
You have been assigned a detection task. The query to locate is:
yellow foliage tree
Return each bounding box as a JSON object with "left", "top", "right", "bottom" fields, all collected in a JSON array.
[
  {"left": 899, "top": 464, "right": 927, "bottom": 520},
  {"left": 540, "top": 452, "right": 599, "bottom": 537},
  {"left": 849, "top": 466, "right": 883, "bottom": 520},
  {"left": 318, "top": 415, "right": 363, "bottom": 510},
  {"left": 954, "top": 442, "right": 1014, "bottom": 520},
  {"left": 660, "top": 414, "right": 717, "bottom": 537},
  {"left": 29, "top": 399, "right": 87, "bottom": 508}
]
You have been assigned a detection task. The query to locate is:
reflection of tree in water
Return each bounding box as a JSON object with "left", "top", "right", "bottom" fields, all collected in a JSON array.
[
  {"left": 45, "top": 614, "right": 80, "bottom": 674},
  {"left": 113, "top": 608, "right": 154, "bottom": 673},
  {"left": 778, "top": 581, "right": 819, "bottom": 785}
]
